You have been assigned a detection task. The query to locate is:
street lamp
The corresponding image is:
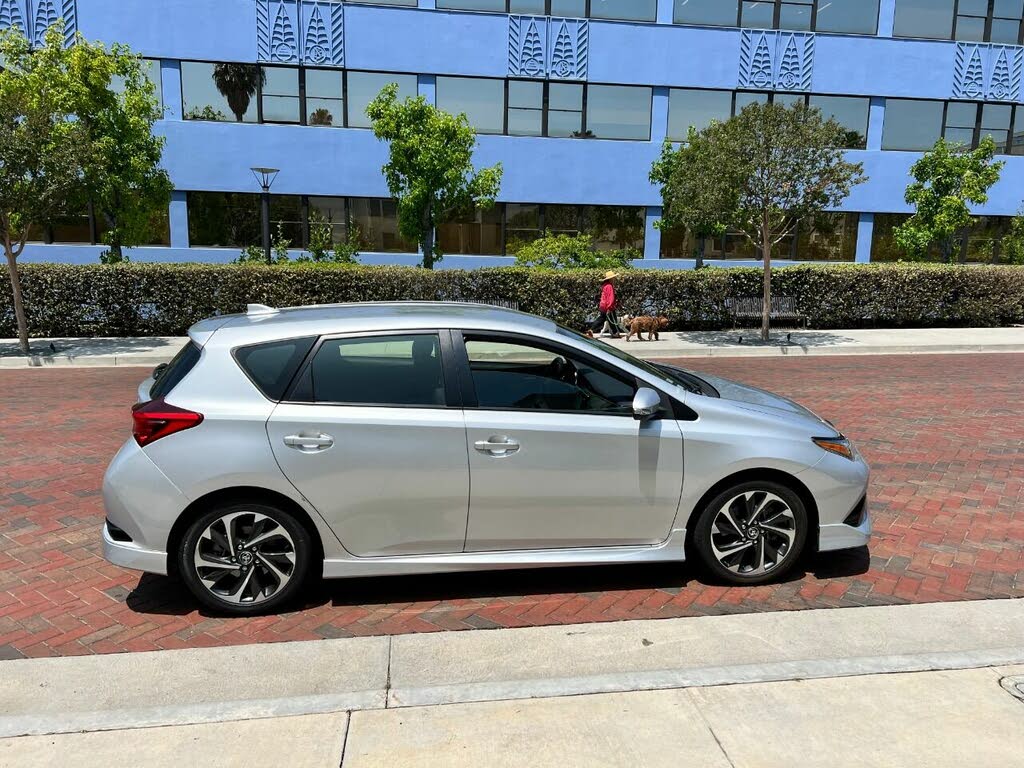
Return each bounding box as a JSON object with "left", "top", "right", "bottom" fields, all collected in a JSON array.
[{"left": 251, "top": 166, "right": 280, "bottom": 265}]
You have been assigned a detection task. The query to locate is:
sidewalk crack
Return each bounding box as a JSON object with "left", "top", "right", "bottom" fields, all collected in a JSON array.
[
  {"left": 689, "top": 692, "right": 737, "bottom": 768},
  {"left": 384, "top": 635, "right": 393, "bottom": 709}
]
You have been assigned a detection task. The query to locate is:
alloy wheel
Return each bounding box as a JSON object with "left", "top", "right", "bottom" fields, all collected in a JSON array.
[
  {"left": 193, "top": 511, "right": 297, "bottom": 605},
  {"left": 709, "top": 490, "right": 797, "bottom": 577}
]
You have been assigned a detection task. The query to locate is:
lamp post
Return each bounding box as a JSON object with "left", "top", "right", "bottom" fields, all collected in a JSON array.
[{"left": 251, "top": 167, "right": 280, "bottom": 264}]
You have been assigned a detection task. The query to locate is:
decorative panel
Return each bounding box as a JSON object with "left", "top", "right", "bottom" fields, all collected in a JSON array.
[
  {"left": 952, "top": 42, "right": 1023, "bottom": 102},
  {"left": 738, "top": 30, "right": 814, "bottom": 92},
  {"left": 257, "top": 0, "right": 343, "bottom": 67},
  {"left": 299, "top": 0, "right": 344, "bottom": 67},
  {"left": 508, "top": 15, "right": 548, "bottom": 78},
  {"left": 508, "top": 15, "right": 588, "bottom": 80},
  {"left": 547, "top": 17, "right": 588, "bottom": 80},
  {"left": 0, "top": 0, "right": 77, "bottom": 46},
  {"left": 257, "top": 0, "right": 299, "bottom": 63}
]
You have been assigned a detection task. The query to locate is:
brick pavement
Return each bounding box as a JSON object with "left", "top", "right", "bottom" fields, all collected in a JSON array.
[{"left": 0, "top": 354, "right": 1021, "bottom": 658}]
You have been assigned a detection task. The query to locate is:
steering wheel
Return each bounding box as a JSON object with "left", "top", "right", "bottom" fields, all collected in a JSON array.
[{"left": 547, "top": 356, "right": 578, "bottom": 386}]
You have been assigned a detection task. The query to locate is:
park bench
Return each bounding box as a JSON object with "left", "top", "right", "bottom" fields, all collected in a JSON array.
[{"left": 726, "top": 295, "right": 807, "bottom": 328}]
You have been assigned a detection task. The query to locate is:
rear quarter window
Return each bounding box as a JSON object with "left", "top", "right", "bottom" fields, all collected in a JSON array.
[
  {"left": 149, "top": 341, "right": 201, "bottom": 400},
  {"left": 234, "top": 337, "right": 316, "bottom": 400}
]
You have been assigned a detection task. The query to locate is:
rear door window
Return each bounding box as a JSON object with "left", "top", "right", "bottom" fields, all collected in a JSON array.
[
  {"left": 149, "top": 341, "right": 201, "bottom": 399},
  {"left": 234, "top": 337, "right": 316, "bottom": 400}
]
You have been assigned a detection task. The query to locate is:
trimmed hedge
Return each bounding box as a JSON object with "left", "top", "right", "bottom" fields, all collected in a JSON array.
[{"left": 2, "top": 262, "right": 1023, "bottom": 337}]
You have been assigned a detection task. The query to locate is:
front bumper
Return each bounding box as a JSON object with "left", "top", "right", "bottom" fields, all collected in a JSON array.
[
  {"left": 818, "top": 496, "right": 872, "bottom": 552},
  {"left": 102, "top": 522, "right": 168, "bottom": 575}
]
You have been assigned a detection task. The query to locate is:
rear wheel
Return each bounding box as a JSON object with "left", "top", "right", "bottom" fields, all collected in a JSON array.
[
  {"left": 178, "top": 502, "right": 311, "bottom": 615},
  {"left": 692, "top": 480, "right": 808, "bottom": 585}
]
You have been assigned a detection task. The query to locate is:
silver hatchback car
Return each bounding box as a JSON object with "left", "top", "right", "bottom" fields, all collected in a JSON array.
[{"left": 102, "top": 302, "right": 870, "bottom": 615}]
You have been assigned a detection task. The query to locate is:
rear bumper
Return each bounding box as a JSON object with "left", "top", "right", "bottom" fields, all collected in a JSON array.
[{"left": 102, "top": 522, "right": 168, "bottom": 575}]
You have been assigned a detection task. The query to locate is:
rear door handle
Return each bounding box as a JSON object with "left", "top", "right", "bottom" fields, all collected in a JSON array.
[
  {"left": 474, "top": 437, "right": 520, "bottom": 457},
  {"left": 283, "top": 433, "right": 334, "bottom": 452}
]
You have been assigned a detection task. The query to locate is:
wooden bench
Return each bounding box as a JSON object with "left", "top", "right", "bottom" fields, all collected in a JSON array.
[{"left": 726, "top": 296, "right": 807, "bottom": 328}]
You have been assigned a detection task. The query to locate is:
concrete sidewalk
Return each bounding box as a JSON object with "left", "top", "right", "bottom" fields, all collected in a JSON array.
[
  {"left": 1, "top": 599, "right": 1022, "bottom": 766},
  {"left": 2, "top": 326, "right": 1024, "bottom": 367}
]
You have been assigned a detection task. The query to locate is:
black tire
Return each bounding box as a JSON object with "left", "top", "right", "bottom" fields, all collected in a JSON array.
[
  {"left": 178, "top": 501, "right": 312, "bottom": 616},
  {"left": 692, "top": 480, "right": 808, "bottom": 586}
]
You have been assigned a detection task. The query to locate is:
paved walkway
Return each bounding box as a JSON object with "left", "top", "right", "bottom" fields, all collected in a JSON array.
[
  {"left": 2, "top": 599, "right": 1023, "bottom": 766},
  {"left": 0, "top": 353, "right": 1021, "bottom": 657},
  {"left": 3, "top": 326, "right": 1024, "bottom": 366}
]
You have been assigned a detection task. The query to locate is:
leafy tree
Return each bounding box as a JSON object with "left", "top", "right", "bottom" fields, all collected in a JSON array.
[
  {"left": 308, "top": 108, "right": 334, "bottom": 126},
  {"left": 1000, "top": 205, "right": 1024, "bottom": 265},
  {"left": 651, "top": 102, "right": 865, "bottom": 340},
  {"left": 895, "top": 137, "right": 1004, "bottom": 263},
  {"left": 366, "top": 83, "right": 503, "bottom": 269},
  {"left": 184, "top": 105, "right": 228, "bottom": 121},
  {"left": 513, "top": 232, "right": 634, "bottom": 271},
  {"left": 212, "top": 64, "right": 264, "bottom": 122}
]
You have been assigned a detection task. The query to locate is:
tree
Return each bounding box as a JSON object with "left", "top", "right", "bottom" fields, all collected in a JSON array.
[
  {"left": 651, "top": 102, "right": 865, "bottom": 340},
  {"left": 895, "top": 137, "right": 1004, "bottom": 263},
  {"left": 308, "top": 107, "right": 334, "bottom": 126},
  {"left": 999, "top": 205, "right": 1024, "bottom": 265},
  {"left": 366, "top": 83, "right": 503, "bottom": 269},
  {"left": 513, "top": 232, "right": 634, "bottom": 271},
  {"left": 212, "top": 64, "right": 264, "bottom": 122}
]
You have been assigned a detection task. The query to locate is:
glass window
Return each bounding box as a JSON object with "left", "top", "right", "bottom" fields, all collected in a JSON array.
[
  {"left": 586, "top": 206, "right": 645, "bottom": 251},
  {"left": 111, "top": 60, "right": 163, "bottom": 109},
  {"left": 188, "top": 192, "right": 262, "bottom": 247},
  {"left": 511, "top": 0, "right": 548, "bottom": 11},
  {"left": 779, "top": 0, "right": 814, "bottom": 30},
  {"left": 235, "top": 337, "right": 317, "bottom": 401},
  {"left": 815, "top": 0, "right": 879, "bottom": 34},
  {"left": 505, "top": 203, "right": 542, "bottom": 254},
  {"left": 306, "top": 197, "right": 348, "bottom": 244},
  {"left": 797, "top": 213, "right": 858, "bottom": 262},
  {"left": 436, "top": 0, "right": 505, "bottom": 9},
  {"left": 508, "top": 80, "right": 544, "bottom": 137},
  {"left": 586, "top": 85, "right": 652, "bottom": 140},
  {"left": 269, "top": 195, "right": 304, "bottom": 247},
  {"left": 981, "top": 103, "right": 1012, "bottom": 153},
  {"left": 871, "top": 213, "right": 945, "bottom": 262},
  {"left": 464, "top": 338, "right": 636, "bottom": 414},
  {"left": 810, "top": 95, "right": 870, "bottom": 149},
  {"left": 261, "top": 66, "right": 300, "bottom": 124},
  {"left": 674, "top": 0, "right": 739, "bottom": 25},
  {"left": 546, "top": 204, "right": 583, "bottom": 236},
  {"left": 659, "top": 226, "right": 700, "bottom": 259},
  {"left": 50, "top": 206, "right": 93, "bottom": 244},
  {"left": 311, "top": 334, "right": 446, "bottom": 407},
  {"left": 182, "top": 62, "right": 260, "bottom": 123},
  {"left": 881, "top": 99, "right": 944, "bottom": 151},
  {"left": 345, "top": 0, "right": 417, "bottom": 4},
  {"left": 436, "top": 76, "right": 505, "bottom": 134},
  {"left": 347, "top": 71, "right": 418, "bottom": 128},
  {"left": 893, "top": 0, "right": 955, "bottom": 39},
  {"left": 668, "top": 88, "right": 732, "bottom": 139},
  {"left": 548, "top": 82, "right": 584, "bottom": 137},
  {"left": 150, "top": 342, "right": 202, "bottom": 400},
  {"left": 944, "top": 101, "right": 978, "bottom": 145},
  {"left": 305, "top": 69, "right": 343, "bottom": 127},
  {"left": 734, "top": 91, "right": 770, "bottom": 112},
  {"left": 550, "top": 0, "right": 587, "bottom": 15},
  {"left": 437, "top": 205, "right": 504, "bottom": 255},
  {"left": 740, "top": 0, "right": 776, "bottom": 27},
  {"left": 773, "top": 92, "right": 807, "bottom": 109},
  {"left": 590, "top": 0, "right": 657, "bottom": 21},
  {"left": 348, "top": 198, "right": 416, "bottom": 252}
]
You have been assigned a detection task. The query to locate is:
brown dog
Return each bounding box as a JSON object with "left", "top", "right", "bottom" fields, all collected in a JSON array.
[{"left": 624, "top": 315, "right": 669, "bottom": 342}]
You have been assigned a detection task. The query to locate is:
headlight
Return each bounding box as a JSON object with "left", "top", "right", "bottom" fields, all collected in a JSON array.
[{"left": 813, "top": 436, "right": 855, "bottom": 461}]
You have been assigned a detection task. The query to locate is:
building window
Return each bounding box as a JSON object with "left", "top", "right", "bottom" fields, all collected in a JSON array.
[
  {"left": 347, "top": 71, "right": 418, "bottom": 128},
  {"left": 182, "top": 62, "right": 260, "bottom": 122},
  {"left": 809, "top": 95, "right": 870, "bottom": 149},
  {"left": 111, "top": 59, "right": 163, "bottom": 110},
  {"left": 437, "top": 206, "right": 504, "bottom": 255},
  {"left": 187, "top": 192, "right": 262, "bottom": 247},
  {"left": 881, "top": 99, "right": 945, "bottom": 151},
  {"left": 884, "top": 99, "right": 1021, "bottom": 152},
  {"left": 436, "top": 76, "right": 506, "bottom": 134},
  {"left": 894, "top": 0, "right": 1023, "bottom": 42},
  {"left": 590, "top": 0, "right": 657, "bottom": 22},
  {"left": 504, "top": 204, "right": 645, "bottom": 254},
  {"left": 661, "top": 213, "right": 858, "bottom": 261},
  {"left": 261, "top": 66, "right": 301, "bottom": 124},
  {"left": 305, "top": 69, "right": 344, "bottom": 127},
  {"left": 506, "top": 80, "right": 585, "bottom": 137},
  {"left": 675, "top": 0, "right": 878, "bottom": 34},
  {"left": 872, "top": 213, "right": 1016, "bottom": 263},
  {"left": 507, "top": 80, "right": 544, "bottom": 136},
  {"left": 345, "top": 0, "right": 417, "bottom": 5},
  {"left": 586, "top": 85, "right": 652, "bottom": 140},
  {"left": 349, "top": 198, "right": 417, "bottom": 252},
  {"left": 547, "top": 82, "right": 586, "bottom": 136},
  {"left": 437, "top": 0, "right": 650, "bottom": 19},
  {"left": 307, "top": 197, "right": 348, "bottom": 243},
  {"left": 667, "top": 88, "right": 733, "bottom": 139}
]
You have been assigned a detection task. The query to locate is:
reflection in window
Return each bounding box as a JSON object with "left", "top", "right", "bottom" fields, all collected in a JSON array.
[
  {"left": 809, "top": 95, "right": 869, "bottom": 149},
  {"left": 586, "top": 85, "right": 652, "bottom": 141},
  {"left": 881, "top": 99, "right": 944, "bottom": 151},
  {"left": 307, "top": 197, "right": 348, "bottom": 243},
  {"left": 182, "top": 62, "right": 261, "bottom": 122},
  {"left": 674, "top": 0, "right": 877, "bottom": 32},
  {"left": 436, "top": 76, "right": 505, "bottom": 134},
  {"left": 661, "top": 213, "right": 858, "bottom": 262},
  {"left": 438, "top": 206, "right": 503, "bottom": 255},
  {"left": 507, "top": 80, "right": 544, "bottom": 137},
  {"left": 349, "top": 198, "right": 418, "bottom": 252},
  {"left": 347, "top": 71, "right": 418, "bottom": 128},
  {"left": 667, "top": 88, "right": 732, "bottom": 139},
  {"left": 871, "top": 213, "right": 1017, "bottom": 264},
  {"left": 305, "top": 69, "right": 343, "bottom": 127},
  {"left": 893, "top": 0, "right": 956, "bottom": 39},
  {"left": 505, "top": 203, "right": 542, "bottom": 254},
  {"left": 269, "top": 195, "right": 304, "bottom": 245},
  {"left": 111, "top": 59, "right": 163, "bottom": 110},
  {"left": 548, "top": 83, "right": 585, "bottom": 137},
  {"left": 187, "top": 192, "right": 262, "bottom": 247},
  {"left": 261, "top": 66, "right": 300, "bottom": 124}
]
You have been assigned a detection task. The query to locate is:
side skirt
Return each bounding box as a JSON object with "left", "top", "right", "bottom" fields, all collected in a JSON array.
[{"left": 322, "top": 529, "right": 688, "bottom": 579}]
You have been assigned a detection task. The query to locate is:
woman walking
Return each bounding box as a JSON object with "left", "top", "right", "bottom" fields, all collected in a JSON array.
[{"left": 588, "top": 271, "right": 622, "bottom": 338}]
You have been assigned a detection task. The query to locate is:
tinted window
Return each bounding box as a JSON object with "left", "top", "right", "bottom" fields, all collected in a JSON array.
[
  {"left": 261, "top": 66, "right": 300, "bottom": 123},
  {"left": 306, "top": 69, "right": 343, "bottom": 127},
  {"left": 181, "top": 62, "right": 260, "bottom": 122},
  {"left": 674, "top": 0, "right": 739, "bottom": 25},
  {"left": 668, "top": 88, "right": 732, "bottom": 139},
  {"left": 809, "top": 95, "right": 870, "bottom": 149},
  {"left": 881, "top": 99, "right": 944, "bottom": 151},
  {"left": 348, "top": 197, "right": 418, "bottom": 252},
  {"left": 586, "top": 85, "right": 652, "bottom": 140},
  {"left": 893, "top": 0, "right": 954, "bottom": 39},
  {"left": 347, "top": 71, "right": 418, "bottom": 128},
  {"left": 437, "top": 0, "right": 505, "bottom": 9},
  {"left": 235, "top": 337, "right": 316, "bottom": 400},
  {"left": 815, "top": 0, "right": 878, "bottom": 34},
  {"left": 437, "top": 205, "right": 504, "bottom": 255},
  {"left": 436, "top": 77, "right": 505, "bottom": 134},
  {"left": 590, "top": 0, "right": 657, "bottom": 21},
  {"left": 548, "top": 83, "right": 584, "bottom": 137},
  {"left": 187, "top": 192, "right": 262, "bottom": 247},
  {"left": 465, "top": 338, "right": 635, "bottom": 413},
  {"left": 508, "top": 80, "right": 544, "bottom": 137},
  {"left": 150, "top": 342, "right": 201, "bottom": 400},
  {"left": 311, "top": 334, "right": 446, "bottom": 406}
]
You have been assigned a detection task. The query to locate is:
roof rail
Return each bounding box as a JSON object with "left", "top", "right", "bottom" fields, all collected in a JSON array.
[{"left": 246, "top": 303, "right": 278, "bottom": 316}]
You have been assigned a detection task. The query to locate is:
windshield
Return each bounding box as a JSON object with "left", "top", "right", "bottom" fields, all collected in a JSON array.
[{"left": 556, "top": 326, "right": 683, "bottom": 390}]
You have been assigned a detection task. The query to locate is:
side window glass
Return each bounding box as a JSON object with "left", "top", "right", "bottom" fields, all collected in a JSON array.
[
  {"left": 310, "top": 334, "right": 445, "bottom": 406},
  {"left": 464, "top": 338, "right": 635, "bottom": 414}
]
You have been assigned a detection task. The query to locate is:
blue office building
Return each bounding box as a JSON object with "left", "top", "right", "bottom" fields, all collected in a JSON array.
[{"left": 7, "top": 0, "right": 1024, "bottom": 267}]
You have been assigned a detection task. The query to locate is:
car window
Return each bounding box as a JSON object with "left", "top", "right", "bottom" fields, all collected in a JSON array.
[
  {"left": 464, "top": 337, "right": 635, "bottom": 414},
  {"left": 310, "top": 333, "right": 446, "bottom": 407},
  {"left": 234, "top": 337, "right": 316, "bottom": 400},
  {"left": 149, "top": 341, "right": 201, "bottom": 400}
]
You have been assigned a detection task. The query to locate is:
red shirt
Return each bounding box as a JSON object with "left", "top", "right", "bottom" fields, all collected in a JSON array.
[{"left": 599, "top": 283, "right": 616, "bottom": 313}]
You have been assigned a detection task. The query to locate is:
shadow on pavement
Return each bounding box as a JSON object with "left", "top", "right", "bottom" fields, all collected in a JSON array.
[
  {"left": 0, "top": 337, "right": 175, "bottom": 358},
  {"left": 676, "top": 330, "right": 858, "bottom": 348}
]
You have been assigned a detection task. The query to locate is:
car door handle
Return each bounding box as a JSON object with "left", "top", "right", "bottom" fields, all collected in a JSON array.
[
  {"left": 474, "top": 437, "right": 520, "bottom": 457},
  {"left": 283, "top": 433, "right": 334, "bottom": 452}
]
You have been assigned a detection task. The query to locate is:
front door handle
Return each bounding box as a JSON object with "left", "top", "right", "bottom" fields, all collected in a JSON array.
[
  {"left": 474, "top": 437, "right": 520, "bottom": 457},
  {"left": 283, "top": 433, "right": 334, "bottom": 452}
]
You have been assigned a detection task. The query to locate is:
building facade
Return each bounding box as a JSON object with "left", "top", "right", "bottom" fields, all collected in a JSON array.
[{"left": 6, "top": 0, "right": 1024, "bottom": 268}]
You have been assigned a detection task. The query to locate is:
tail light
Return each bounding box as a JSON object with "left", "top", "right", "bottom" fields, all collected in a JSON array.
[{"left": 132, "top": 398, "right": 203, "bottom": 447}]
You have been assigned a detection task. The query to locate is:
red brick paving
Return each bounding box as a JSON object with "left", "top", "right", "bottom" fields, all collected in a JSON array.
[{"left": 0, "top": 353, "right": 1022, "bottom": 658}]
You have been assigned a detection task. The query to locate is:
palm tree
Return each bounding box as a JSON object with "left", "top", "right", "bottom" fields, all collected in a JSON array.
[{"left": 212, "top": 64, "right": 265, "bottom": 122}]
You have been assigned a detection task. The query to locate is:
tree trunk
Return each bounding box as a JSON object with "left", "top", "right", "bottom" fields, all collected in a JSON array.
[
  {"left": 421, "top": 203, "right": 435, "bottom": 269},
  {"left": 761, "top": 220, "right": 772, "bottom": 342},
  {"left": 695, "top": 237, "right": 705, "bottom": 270},
  {"left": 4, "top": 244, "right": 30, "bottom": 355}
]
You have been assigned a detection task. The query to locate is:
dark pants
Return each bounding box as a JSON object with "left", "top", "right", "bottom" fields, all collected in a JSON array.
[{"left": 590, "top": 310, "right": 622, "bottom": 334}]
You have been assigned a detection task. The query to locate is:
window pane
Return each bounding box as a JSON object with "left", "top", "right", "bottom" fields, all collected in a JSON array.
[
  {"left": 182, "top": 62, "right": 259, "bottom": 122},
  {"left": 305, "top": 69, "right": 343, "bottom": 127},
  {"left": 436, "top": 76, "right": 505, "bottom": 134},
  {"left": 586, "top": 206, "right": 645, "bottom": 251},
  {"left": 311, "top": 335, "right": 445, "bottom": 407},
  {"left": 773, "top": 92, "right": 806, "bottom": 108},
  {"left": 260, "top": 66, "right": 299, "bottom": 123},
  {"left": 674, "top": 0, "right": 738, "bottom": 25},
  {"left": 546, "top": 204, "right": 582, "bottom": 234},
  {"left": 436, "top": 0, "right": 505, "bottom": 11},
  {"left": 550, "top": 0, "right": 587, "bottom": 16},
  {"left": 511, "top": 0, "right": 547, "bottom": 12},
  {"left": 508, "top": 81, "right": 543, "bottom": 135},
  {"left": 308, "top": 196, "right": 348, "bottom": 243},
  {"left": 590, "top": 0, "right": 657, "bottom": 21},
  {"left": 893, "top": 0, "right": 954, "bottom": 39},
  {"left": 187, "top": 192, "right": 262, "bottom": 247},
  {"left": 954, "top": 14, "right": 986, "bottom": 41},
  {"left": 990, "top": 18, "right": 1021, "bottom": 43},
  {"left": 958, "top": 0, "right": 987, "bottom": 14},
  {"left": 464, "top": 339, "right": 635, "bottom": 413},
  {"left": 586, "top": 85, "right": 652, "bottom": 140},
  {"left": 810, "top": 95, "right": 869, "bottom": 148},
  {"left": 437, "top": 205, "right": 504, "bottom": 255},
  {"left": 981, "top": 104, "right": 1012, "bottom": 152},
  {"left": 734, "top": 91, "right": 769, "bottom": 113},
  {"left": 50, "top": 207, "right": 92, "bottom": 243},
  {"left": 548, "top": 82, "right": 584, "bottom": 136},
  {"left": 779, "top": 2, "right": 813, "bottom": 30},
  {"left": 995, "top": 0, "right": 1024, "bottom": 15},
  {"left": 871, "top": 213, "right": 944, "bottom": 262},
  {"left": 347, "top": 71, "right": 417, "bottom": 128},
  {"left": 668, "top": 88, "right": 732, "bottom": 139},
  {"left": 814, "top": 0, "right": 878, "bottom": 34},
  {"left": 346, "top": 0, "right": 416, "bottom": 4},
  {"left": 797, "top": 213, "right": 858, "bottom": 262},
  {"left": 269, "top": 195, "right": 303, "bottom": 247},
  {"left": 740, "top": 0, "right": 775, "bottom": 28},
  {"left": 348, "top": 198, "right": 416, "bottom": 252},
  {"left": 549, "top": 82, "right": 584, "bottom": 110},
  {"left": 505, "top": 203, "right": 542, "bottom": 254},
  {"left": 235, "top": 338, "right": 317, "bottom": 401},
  {"left": 509, "top": 108, "right": 543, "bottom": 136},
  {"left": 881, "top": 99, "right": 944, "bottom": 151}
]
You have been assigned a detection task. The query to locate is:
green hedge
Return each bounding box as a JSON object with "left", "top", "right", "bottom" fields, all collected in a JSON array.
[{"left": 2, "top": 262, "right": 1023, "bottom": 337}]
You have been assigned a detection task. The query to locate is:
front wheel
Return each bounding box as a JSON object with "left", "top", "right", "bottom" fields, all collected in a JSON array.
[
  {"left": 692, "top": 481, "right": 808, "bottom": 585},
  {"left": 178, "top": 502, "right": 312, "bottom": 615}
]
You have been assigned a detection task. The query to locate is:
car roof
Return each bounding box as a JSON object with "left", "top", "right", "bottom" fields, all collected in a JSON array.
[{"left": 194, "top": 302, "right": 557, "bottom": 346}]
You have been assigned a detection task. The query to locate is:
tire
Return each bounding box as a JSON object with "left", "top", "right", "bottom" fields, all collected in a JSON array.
[
  {"left": 178, "top": 501, "right": 312, "bottom": 616},
  {"left": 692, "top": 480, "right": 808, "bottom": 586}
]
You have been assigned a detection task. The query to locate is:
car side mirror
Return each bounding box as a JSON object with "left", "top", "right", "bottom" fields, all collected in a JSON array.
[
  {"left": 152, "top": 363, "right": 168, "bottom": 381},
  {"left": 632, "top": 387, "right": 662, "bottom": 421}
]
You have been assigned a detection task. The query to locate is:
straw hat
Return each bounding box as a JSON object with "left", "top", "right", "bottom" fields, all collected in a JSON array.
[{"left": 603, "top": 271, "right": 619, "bottom": 280}]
